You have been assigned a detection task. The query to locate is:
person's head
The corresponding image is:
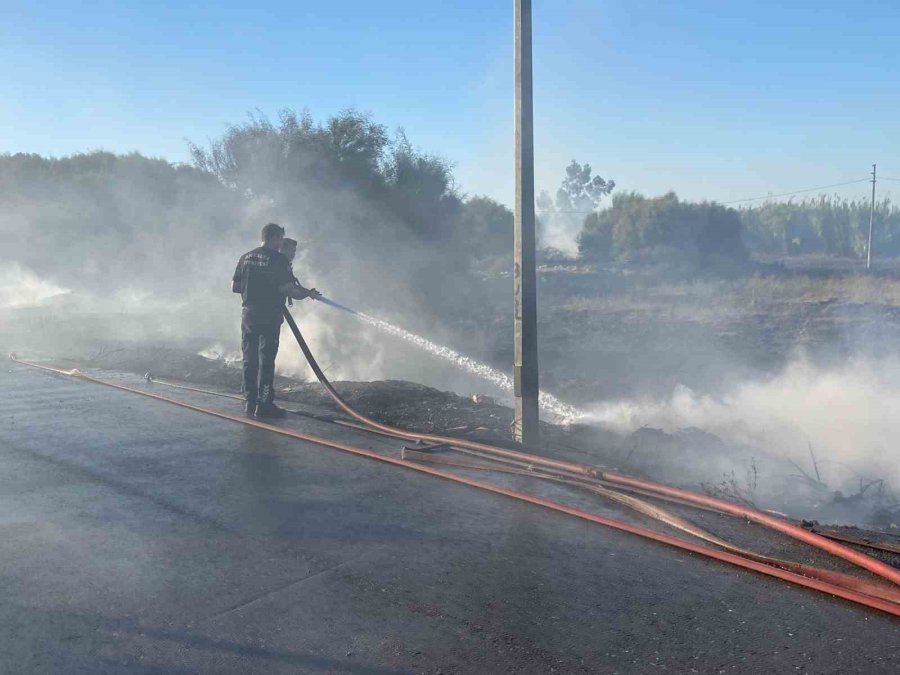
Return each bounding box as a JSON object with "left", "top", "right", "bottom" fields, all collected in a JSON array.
[
  {"left": 261, "top": 222, "right": 285, "bottom": 250},
  {"left": 280, "top": 237, "right": 298, "bottom": 263}
]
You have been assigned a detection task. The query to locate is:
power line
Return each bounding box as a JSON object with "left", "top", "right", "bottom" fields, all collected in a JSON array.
[
  {"left": 721, "top": 178, "right": 870, "bottom": 205},
  {"left": 544, "top": 209, "right": 604, "bottom": 214},
  {"left": 878, "top": 176, "right": 900, "bottom": 182},
  {"left": 535, "top": 177, "right": 875, "bottom": 214}
]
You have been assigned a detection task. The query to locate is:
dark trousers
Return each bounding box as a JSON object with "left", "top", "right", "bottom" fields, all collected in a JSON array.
[{"left": 241, "top": 315, "right": 281, "bottom": 405}]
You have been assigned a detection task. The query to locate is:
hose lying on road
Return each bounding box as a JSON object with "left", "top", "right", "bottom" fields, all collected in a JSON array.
[
  {"left": 280, "top": 308, "right": 900, "bottom": 589},
  {"left": 9, "top": 354, "right": 900, "bottom": 617},
  {"left": 402, "top": 448, "right": 900, "bottom": 605},
  {"left": 137, "top": 374, "right": 900, "bottom": 560},
  {"left": 112, "top": 368, "right": 900, "bottom": 603}
]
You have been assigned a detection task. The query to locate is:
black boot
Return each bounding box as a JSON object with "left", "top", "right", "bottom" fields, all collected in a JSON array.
[
  {"left": 244, "top": 399, "right": 257, "bottom": 416},
  {"left": 255, "top": 402, "right": 286, "bottom": 419}
]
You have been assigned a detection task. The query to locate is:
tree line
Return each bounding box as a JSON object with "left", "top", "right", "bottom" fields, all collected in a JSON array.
[
  {"left": 2, "top": 108, "right": 896, "bottom": 309},
  {"left": 738, "top": 196, "right": 900, "bottom": 259},
  {"left": 576, "top": 191, "right": 900, "bottom": 264},
  {"left": 0, "top": 109, "right": 514, "bottom": 320}
]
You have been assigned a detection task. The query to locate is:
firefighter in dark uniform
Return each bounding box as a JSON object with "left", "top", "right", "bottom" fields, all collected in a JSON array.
[
  {"left": 232, "top": 223, "right": 320, "bottom": 418},
  {"left": 279, "top": 237, "right": 311, "bottom": 306},
  {"left": 279, "top": 237, "right": 300, "bottom": 299},
  {"left": 280, "top": 237, "right": 299, "bottom": 263}
]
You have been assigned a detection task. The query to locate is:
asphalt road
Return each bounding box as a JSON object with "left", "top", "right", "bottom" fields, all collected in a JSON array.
[{"left": 1, "top": 363, "right": 897, "bottom": 674}]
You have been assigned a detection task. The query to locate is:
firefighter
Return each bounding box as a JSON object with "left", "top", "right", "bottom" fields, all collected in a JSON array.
[
  {"left": 279, "top": 237, "right": 300, "bottom": 307},
  {"left": 232, "top": 223, "right": 320, "bottom": 418}
]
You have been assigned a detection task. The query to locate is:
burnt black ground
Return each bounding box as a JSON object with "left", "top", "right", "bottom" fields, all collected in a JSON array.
[{"left": 1, "top": 362, "right": 898, "bottom": 674}]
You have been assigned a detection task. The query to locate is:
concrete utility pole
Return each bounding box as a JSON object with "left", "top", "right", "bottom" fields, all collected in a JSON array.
[
  {"left": 867, "top": 164, "right": 877, "bottom": 271},
  {"left": 513, "top": 0, "right": 540, "bottom": 447}
]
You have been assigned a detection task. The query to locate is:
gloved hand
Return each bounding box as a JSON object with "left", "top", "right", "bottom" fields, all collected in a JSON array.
[{"left": 307, "top": 288, "right": 323, "bottom": 300}]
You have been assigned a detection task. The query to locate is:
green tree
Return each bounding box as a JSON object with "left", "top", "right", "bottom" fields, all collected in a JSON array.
[
  {"left": 737, "top": 195, "right": 900, "bottom": 259},
  {"left": 577, "top": 191, "right": 745, "bottom": 264},
  {"left": 556, "top": 160, "right": 615, "bottom": 213},
  {"left": 458, "top": 196, "right": 512, "bottom": 260},
  {"left": 383, "top": 132, "right": 461, "bottom": 243},
  {"left": 537, "top": 160, "right": 615, "bottom": 255},
  {"left": 190, "top": 108, "right": 482, "bottom": 319}
]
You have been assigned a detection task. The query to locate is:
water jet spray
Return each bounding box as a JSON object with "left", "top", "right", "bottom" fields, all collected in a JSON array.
[{"left": 313, "top": 296, "right": 584, "bottom": 423}]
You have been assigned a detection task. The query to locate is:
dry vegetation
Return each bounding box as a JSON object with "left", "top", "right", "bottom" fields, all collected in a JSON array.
[{"left": 559, "top": 274, "right": 900, "bottom": 317}]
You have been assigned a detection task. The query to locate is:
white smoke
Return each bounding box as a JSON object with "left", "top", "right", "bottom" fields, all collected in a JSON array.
[
  {"left": 539, "top": 214, "right": 581, "bottom": 257},
  {"left": 198, "top": 343, "right": 242, "bottom": 365},
  {"left": 587, "top": 357, "right": 900, "bottom": 488},
  {"left": 274, "top": 307, "right": 389, "bottom": 383},
  {"left": 0, "top": 264, "right": 70, "bottom": 309}
]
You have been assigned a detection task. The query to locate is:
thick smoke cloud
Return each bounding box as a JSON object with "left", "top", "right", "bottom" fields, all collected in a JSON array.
[
  {"left": 0, "top": 111, "right": 513, "bottom": 391},
  {"left": 3, "top": 110, "right": 899, "bottom": 530},
  {"left": 0, "top": 264, "right": 70, "bottom": 310},
  {"left": 587, "top": 355, "right": 900, "bottom": 516}
]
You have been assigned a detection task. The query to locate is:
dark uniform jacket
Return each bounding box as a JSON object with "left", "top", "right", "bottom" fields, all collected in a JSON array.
[{"left": 232, "top": 246, "right": 294, "bottom": 326}]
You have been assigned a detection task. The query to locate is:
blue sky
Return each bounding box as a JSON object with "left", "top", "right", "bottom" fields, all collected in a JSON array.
[{"left": 2, "top": 0, "right": 898, "bottom": 206}]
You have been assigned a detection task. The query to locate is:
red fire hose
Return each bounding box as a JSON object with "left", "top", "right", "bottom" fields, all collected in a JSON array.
[
  {"left": 280, "top": 308, "right": 900, "bottom": 589},
  {"left": 9, "top": 354, "right": 900, "bottom": 616}
]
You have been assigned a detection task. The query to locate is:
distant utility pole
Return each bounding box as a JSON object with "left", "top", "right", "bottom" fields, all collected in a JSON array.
[
  {"left": 513, "top": 0, "right": 540, "bottom": 447},
  {"left": 867, "top": 164, "right": 877, "bottom": 271}
]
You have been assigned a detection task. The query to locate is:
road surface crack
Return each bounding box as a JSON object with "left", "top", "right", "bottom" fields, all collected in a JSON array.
[{"left": 207, "top": 560, "right": 354, "bottom": 620}]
